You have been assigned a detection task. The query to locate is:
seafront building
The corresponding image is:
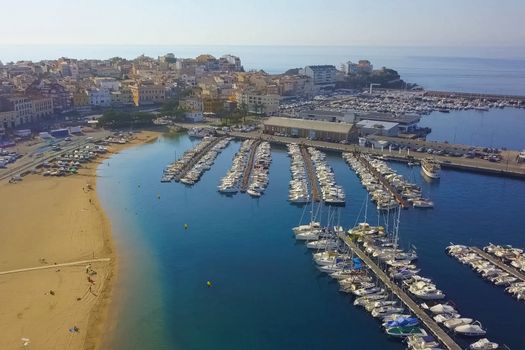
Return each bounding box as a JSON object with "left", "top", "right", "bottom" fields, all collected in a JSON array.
[
  {"left": 263, "top": 116, "right": 357, "bottom": 143},
  {"left": 0, "top": 53, "right": 420, "bottom": 135},
  {"left": 300, "top": 65, "right": 337, "bottom": 92}
]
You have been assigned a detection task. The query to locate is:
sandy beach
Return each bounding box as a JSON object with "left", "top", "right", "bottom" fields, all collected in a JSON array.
[{"left": 0, "top": 130, "right": 160, "bottom": 350}]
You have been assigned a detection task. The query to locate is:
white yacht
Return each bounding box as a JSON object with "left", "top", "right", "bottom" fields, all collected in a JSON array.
[
  {"left": 421, "top": 157, "right": 441, "bottom": 179},
  {"left": 454, "top": 322, "right": 487, "bottom": 336}
]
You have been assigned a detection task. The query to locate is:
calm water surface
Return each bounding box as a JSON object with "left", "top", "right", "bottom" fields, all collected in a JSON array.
[
  {"left": 98, "top": 134, "right": 525, "bottom": 349},
  {"left": 421, "top": 108, "right": 525, "bottom": 150}
]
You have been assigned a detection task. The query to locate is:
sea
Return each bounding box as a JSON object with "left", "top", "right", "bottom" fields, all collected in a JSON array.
[{"left": 93, "top": 46, "right": 525, "bottom": 349}]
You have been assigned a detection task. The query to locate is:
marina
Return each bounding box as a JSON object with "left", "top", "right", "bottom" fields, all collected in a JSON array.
[
  {"left": 162, "top": 136, "right": 228, "bottom": 183},
  {"left": 308, "top": 147, "right": 345, "bottom": 205},
  {"left": 343, "top": 152, "right": 433, "bottom": 210},
  {"left": 97, "top": 134, "right": 525, "bottom": 350},
  {"left": 290, "top": 200, "right": 499, "bottom": 350},
  {"left": 300, "top": 145, "right": 321, "bottom": 202},
  {"left": 287, "top": 144, "right": 311, "bottom": 204},
  {"left": 239, "top": 139, "right": 261, "bottom": 192},
  {"left": 245, "top": 141, "right": 271, "bottom": 197},
  {"left": 447, "top": 245, "right": 525, "bottom": 302}
]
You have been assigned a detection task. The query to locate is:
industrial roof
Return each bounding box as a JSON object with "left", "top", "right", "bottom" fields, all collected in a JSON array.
[
  {"left": 264, "top": 117, "right": 353, "bottom": 134},
  {"left": 356, "top": 119, "right": 399, "bottom": 130},
  {"left": 357, "top": 112, "right": 420, "bottom": 125}
]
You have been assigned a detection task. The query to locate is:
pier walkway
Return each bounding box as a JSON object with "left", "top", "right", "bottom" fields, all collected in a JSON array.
[
  {"left": 301, "top": 146, "right": 321, "bottom": 202},
  {"left": 471, "top": 247, "right": 525, "bottom": 282},
  {"left": 338, "top": 233, "right": 461, "bottom": 350},
  {"left": 218, "top": 131, "right": 525, "bottom": 180},
  {"left": 355, "top": 153, "right": 410, "bottom": 208},
  {"left": 174, "top": 136, "right": 225, "bottom": 182},
  {"left": 240, "top": 140, "right": 261, "bottom": 192}
]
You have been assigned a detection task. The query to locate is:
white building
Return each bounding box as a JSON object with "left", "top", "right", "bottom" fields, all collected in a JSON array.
[
  {"left": 94, "top": 77, "right": 120, "bottom": 91},
  {"left": 343, "top": 60, "right": 374, "bottom": 75},
  {"left": 184, "top": 111, "right": 204, "bottom": 123},
  {"left": 301, "top": 65, "right": 337, "bottom": 86},
  {"left": 356, "top": 119, "right": 399, "bottom": 137},
  {"left": 235, "top": 92, "right": 280, "bottom": 115},
  {"left": 88, "top": 88, "right": 111, "bottom": 107}
]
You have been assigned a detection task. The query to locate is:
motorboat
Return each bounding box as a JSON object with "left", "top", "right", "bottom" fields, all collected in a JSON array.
[
  {"left": 443, "top": 318, "right": 473, "bottom": 330},
  {"left": 469, "top": 338, "right": 499, "bottom": 350},
  {"left": 454, "top": 321, "right": 487, "bottom": 336},
  {"left": 385, "top": 325, "right": 426, "bottom": 338}
]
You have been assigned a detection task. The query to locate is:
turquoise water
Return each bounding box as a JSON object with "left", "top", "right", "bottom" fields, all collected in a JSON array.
[{"left": 98, "top": 133, "right": 525, "bottom": 349}]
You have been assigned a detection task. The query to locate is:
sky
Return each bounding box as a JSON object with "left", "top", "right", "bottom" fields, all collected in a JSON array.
[{"left": 0, "top": 0, "right": 524, "bottom": 47}]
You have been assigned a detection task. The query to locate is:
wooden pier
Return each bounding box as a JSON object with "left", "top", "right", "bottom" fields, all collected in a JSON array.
[
  {"left": 355, "top": 153, "right": 410, "bottom": 208},
  {"left": 338, "top": 233, "right": 462, "bottom": 350},
  {"left": 174, "top": 136, "right": 225, "bottom": 181},
  {"left": 301, "top": 146, "right": 321, "bottom": 202},
  {"left": 471, "top": 247, "right": 525, "bottom": 282},
  {"left": 240, "top": 140, "right": 261, "bottom": 192}
]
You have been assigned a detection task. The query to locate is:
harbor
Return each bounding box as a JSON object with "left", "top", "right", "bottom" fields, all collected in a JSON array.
[
  {"left": 218, "top": 130, "right": 525, "bottom": 180},
  {"left": 96, "top": 133, "right": 525, "bottom": 349},
  {"left": 287, "top": 144, "right": 311, "bottom": 203},
  {"left": 290, "top": 203, "right": 500, "bottom": 350},
  {"left": 338, "top": 233, "right": 462, "bottom": 350},
  {"left": 300, "top": 145, "right": 321, "bottom": 202},
  {"left": 161, "top": 136, "right": 229, "bottom": 183},
  {"left": 448, "top": 244, "right": 525, "bottom": 302},
  {"left": 240, "top": 139, "right": 262, "bottom": 193}
]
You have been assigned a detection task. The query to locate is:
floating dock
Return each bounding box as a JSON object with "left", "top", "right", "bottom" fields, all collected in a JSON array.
[
  {"left": 471, "top": 247, "right": 525, "bottom": 283},
  {"left": 300, "top": 146, "right": 321, "bottom": 202},
  {"left": 174, "top": 136, "right": 226, "bottom": 182},
  {"left": 337, "top": 232, "right": 462, "bottom": 350},
  {"left": 354, "top": 152, "right": 410, "bottom": 208},
  {"left": 240, "top": 140, "right": 261, "bottom": 192}
]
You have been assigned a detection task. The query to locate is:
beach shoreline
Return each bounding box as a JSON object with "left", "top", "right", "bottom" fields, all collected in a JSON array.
[{"left": 0, "top": 130, "right": 160, "bottom": 350}]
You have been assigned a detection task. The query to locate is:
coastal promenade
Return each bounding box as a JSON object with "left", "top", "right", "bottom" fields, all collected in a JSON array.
[
  {"left": 220, "top": 131, "right": 525, "bottom": 180},
  {"left": 338, "top": 232, "right": 462, "bottom": 350},
  {"left": 471, "top": 247, "right": 525, "bottom": 283}
]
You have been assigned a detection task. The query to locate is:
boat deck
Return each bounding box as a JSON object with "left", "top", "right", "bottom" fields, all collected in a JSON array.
[
  {"left": 337, "top": 232, "right": 462, "bottom": 350},
  {"left": 471, "top": 247, "right": 525, "bottom": 282},
  {"left": 240, "top": 140, "right": 261, "bottom": 192},
  {"left": 301, "top": 146, "right": 321, "bottom": 202}
]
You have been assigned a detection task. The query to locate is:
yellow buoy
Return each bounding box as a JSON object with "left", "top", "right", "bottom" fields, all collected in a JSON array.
[
  {"left": 206, "top": 281, "right": 212, "bottom": 287},
  {"left": 184, "top": 224, "right": 189, "bottom": 230}
]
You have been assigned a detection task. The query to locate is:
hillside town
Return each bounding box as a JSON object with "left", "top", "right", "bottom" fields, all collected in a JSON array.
[
  {"left": 0, "top": 53, "right": 408, "bottom": 133},
  {"left": 1, "top": 53, "right": 524, "bottom": 149}
]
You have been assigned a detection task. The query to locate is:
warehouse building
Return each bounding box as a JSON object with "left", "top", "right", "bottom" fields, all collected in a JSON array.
[
  {"left": 356, "top": 119, "right": 399, "bottom": 137},
  {"left": 263, "top": 117, "right": 357, "bottom": 143}
]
